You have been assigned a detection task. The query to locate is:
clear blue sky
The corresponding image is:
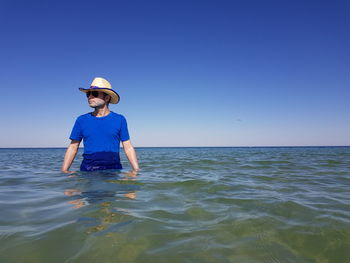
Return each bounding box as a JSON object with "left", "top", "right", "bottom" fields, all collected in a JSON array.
[{"left": 1, "top": 0, "right": 349, "bottom": 147}]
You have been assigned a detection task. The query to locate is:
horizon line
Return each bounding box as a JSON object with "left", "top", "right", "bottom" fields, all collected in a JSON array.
[{"left": 0, "top": 145, "right": 349, "bottom": 149}]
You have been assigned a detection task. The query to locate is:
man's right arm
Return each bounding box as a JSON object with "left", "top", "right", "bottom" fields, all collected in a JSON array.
[{"left": 61, "top": 140, "right": 81, "bottom": 173}]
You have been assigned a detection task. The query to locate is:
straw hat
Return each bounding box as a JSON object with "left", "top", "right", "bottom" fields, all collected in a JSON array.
[{"left": 79, "top": 77, "right": 120, "bottom": 104}]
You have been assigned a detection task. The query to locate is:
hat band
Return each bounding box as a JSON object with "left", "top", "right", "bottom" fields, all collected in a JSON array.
[
  {"left": 87, "top": 86, "right": 119, "bottom": 95},
  {"left": 90, "top": 86, "right": 107, "bottom": 89}
]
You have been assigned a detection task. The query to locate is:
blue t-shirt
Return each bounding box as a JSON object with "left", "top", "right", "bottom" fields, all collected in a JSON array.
[
  {"left": 70, "top": 111, "right": 130, "bottom": 154},
  {"left": 69, "top": 112, "right": 130, "bottom": 171}
]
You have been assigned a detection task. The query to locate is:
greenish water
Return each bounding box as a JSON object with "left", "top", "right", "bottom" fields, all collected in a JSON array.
[{"left": 0, "top": 147, "right": 350, "bottom": 262}]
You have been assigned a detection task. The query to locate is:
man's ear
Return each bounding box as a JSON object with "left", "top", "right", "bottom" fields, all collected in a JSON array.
[{"left": 105, "top": 94, "right": 111, "bottom": 103}]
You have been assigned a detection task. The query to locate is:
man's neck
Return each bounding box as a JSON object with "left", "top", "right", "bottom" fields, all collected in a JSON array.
[{"left": 92, "top": 106, "right": 110, "bottom": 117}]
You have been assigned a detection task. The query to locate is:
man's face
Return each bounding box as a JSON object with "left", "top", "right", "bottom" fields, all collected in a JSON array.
[{"left": 86, "top": 91, "right": 108, "bottom": 108}]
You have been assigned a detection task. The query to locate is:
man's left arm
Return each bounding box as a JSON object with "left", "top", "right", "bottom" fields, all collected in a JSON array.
[{"left": 122, "top": 140, "right": 140, "bottom": 171}]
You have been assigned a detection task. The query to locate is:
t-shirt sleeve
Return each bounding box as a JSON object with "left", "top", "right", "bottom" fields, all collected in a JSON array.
[
  {"left": 69, "top": 118, "right": 83, "bottom": 141},
  {"left": 120, "top": 115, "right": 130, "bottom": 142}
]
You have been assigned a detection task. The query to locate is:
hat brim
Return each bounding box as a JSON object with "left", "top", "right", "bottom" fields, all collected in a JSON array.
[{"left": 79, "top": 87, "right": 120, "bottom": 104}]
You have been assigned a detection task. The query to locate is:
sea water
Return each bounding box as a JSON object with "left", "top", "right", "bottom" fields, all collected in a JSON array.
[{"left": 0, "top": 147, "right": 349, "bottom": 263}]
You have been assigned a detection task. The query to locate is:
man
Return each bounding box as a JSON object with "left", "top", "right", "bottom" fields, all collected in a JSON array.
[{"left": 61, "top": 77, "right": 139, "bottom": 173}]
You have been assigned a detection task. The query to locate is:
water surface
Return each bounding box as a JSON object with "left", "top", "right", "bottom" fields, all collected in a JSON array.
[{"left": 0, "top": 147, "right": 350, "bottom": 262}]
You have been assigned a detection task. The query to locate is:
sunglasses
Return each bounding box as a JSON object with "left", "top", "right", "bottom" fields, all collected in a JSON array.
[{"left": 86, "top": 91, "right": 100, "bottom": 98}]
